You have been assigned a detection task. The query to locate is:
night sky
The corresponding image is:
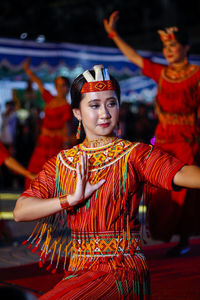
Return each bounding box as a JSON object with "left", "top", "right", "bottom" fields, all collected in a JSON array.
[{"left": 1, "top": 0, "right": 200, "bottom": 54}]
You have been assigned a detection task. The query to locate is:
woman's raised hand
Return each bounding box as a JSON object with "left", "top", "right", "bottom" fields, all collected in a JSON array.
[
  {"left": 104, "top": 10, "right": 119, "bottom": 34},
  {"left": 68, "top": 152, "right": 105, "bottom": 207}
]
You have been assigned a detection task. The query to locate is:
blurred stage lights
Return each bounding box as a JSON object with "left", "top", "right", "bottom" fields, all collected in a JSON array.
[
  {"left": 20, "top": 33, "right": 46, "bottom": 43},
  {"left": 20, "top": 32, "right": 28, "bottom": 39},
  {"left": 36, "top": 35, "right": 46, "bottom": 43}
]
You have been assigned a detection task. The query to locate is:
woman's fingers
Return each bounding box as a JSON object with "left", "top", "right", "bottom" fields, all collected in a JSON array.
[
  {"left": 81, "top": 151, "right": 89, "bottom": 181},
  {"left": 85, "top": 152, "right": 89, "bottom": 180},
  {"left": 110, "top": 11, "right": 119, "bottom": 25},
  {"left": 76, "top": 162, "right": 81, "bottom": 181},
  {"left": 90, "top": 179, "right": 106, "bottom": 193},
  {"left": 104, "top": 11, "right": 119, "bottom": 32}
]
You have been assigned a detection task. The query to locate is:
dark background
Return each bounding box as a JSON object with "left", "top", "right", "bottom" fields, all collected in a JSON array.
[{"left": 1, "top": 0, "right": 200, "bottom": 54}]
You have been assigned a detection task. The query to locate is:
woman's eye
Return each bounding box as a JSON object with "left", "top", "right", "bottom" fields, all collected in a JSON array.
[
  {"left": 90, "top": 104, "right": 99, "bottom": 109},
  {"left": 108, "top": 101, "right": 116, "bottom": 107}
]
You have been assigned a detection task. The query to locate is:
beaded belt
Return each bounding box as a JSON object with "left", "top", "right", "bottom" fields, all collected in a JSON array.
[
  {"left": 155, "top": 102, "right": 195, "bottom": 127},
  {"left": 70, "top": 231, "right": 142, "bottom": 257}
]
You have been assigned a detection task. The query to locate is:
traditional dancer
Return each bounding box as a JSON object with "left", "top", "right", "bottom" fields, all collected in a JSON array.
[
  {"left": 23, "top": 59, "right": 73, "bottom": 188},
  {"left": 14, "top": 65, "right": 200, "bottom": 299},
  {"left": 104, "top": 11, "right": 200, "bottom": 256}
]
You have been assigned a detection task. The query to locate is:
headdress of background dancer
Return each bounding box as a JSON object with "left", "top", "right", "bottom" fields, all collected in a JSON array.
[{"left": 157, "top": 27, "right": 178, "bottom": 42}]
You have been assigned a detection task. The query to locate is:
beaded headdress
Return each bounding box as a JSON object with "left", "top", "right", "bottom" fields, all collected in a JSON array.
[
  {"left": 80, "top": 65, "right": 115, "bottom": 94},
  {"left": 158, "top": 27, "right": 178, "bottom": 42}
]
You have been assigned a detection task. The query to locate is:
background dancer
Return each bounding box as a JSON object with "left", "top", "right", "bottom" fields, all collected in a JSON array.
[
  {"left": 104, "top": 11, "right": 200, "bottom": 256},
  {"left": 23, "top": 59, "right": 73, "bottom": 188},
  {"left": 14, "top": 65, "right": 200, "bottom": 299}
]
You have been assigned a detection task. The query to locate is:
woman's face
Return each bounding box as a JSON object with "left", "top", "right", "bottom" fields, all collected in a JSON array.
[
  {"left": 55, "top": 77, "right": 68, "bottom": 98},
  {"left": 73, "top": 90, "right": 119, "bottom": 140},
  {"left": 162, "top": 40, "right": 189, "bottom": 64}
]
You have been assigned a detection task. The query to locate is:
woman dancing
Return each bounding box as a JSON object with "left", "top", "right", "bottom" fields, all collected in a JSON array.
[
  {"left": 104, "top": 11, "right": 200, "bottom": 256},
  {"left": 23, "top": 59, "right": 73, "bottom": 188},
  {"left": 14, "top": 65, "right": 200, "bottom": 299}
]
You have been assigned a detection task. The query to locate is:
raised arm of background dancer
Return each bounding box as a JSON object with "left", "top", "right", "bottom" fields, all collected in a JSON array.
[
  {"left": 13, "top": 153, "right": 105, "bottom": 222},
  {"left": 4, "top": 156, "right": 36, "bottom": 180},
  {"left": 104, "top": 11, "right": 144, "bottom": 69},
  {"left": 173, "top": 165, "right": 200, "bottom": 189},
  {"left": 23, "top": 58, "right": 44, "bottom": 93}
]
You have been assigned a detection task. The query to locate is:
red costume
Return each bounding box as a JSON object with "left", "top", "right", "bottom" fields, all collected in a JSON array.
[
  {"left": 0, "top": 142, "right": 10, "bottom": 165},
  {"left": 25, "top": 89, "right": 72, "bottom": 188},
  {"left": 22, "top": 139, "right": 184, "bottom": 299},
  {"left": 142, "top": 59, "right": 200, "bottom": 241}
]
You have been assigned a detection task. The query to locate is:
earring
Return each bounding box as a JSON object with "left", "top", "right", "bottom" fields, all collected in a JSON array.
[
  {"left": 76, "top": 120, "right": 81, "bottom": 139},
  {"left": 117, "top": 122, "right": 121, "bottom": 137}
]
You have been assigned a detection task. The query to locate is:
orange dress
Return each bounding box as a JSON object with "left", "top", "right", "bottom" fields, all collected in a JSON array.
[
  {"left": 142, "top": 59, "right": 200, "bottom": 241},
  {"left": 25, "top": 89, "right": 72, "bottom": 188},
  {"left": 22, "top": 139, "right": 184, "bottom": 299}
]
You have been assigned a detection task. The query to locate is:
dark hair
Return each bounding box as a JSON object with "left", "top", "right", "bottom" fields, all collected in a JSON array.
[
  {"left": 174, "top": 28, "right": 189, "bottom": 46},
  {"left": 70, "top": 70, "right": 121, "bottom": 109},
  {"left": 54, "top": 76, "right": 70, "bottom": 88}
]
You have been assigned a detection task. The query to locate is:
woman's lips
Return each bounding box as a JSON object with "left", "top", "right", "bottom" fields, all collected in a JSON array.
[{"left": 98, "top": 123, "right": 110, "bottom": 128}]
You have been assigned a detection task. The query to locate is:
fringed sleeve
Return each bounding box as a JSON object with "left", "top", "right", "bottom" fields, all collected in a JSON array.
[
  {"left": 130, "top": 143, "right": 185, "bottom": 190},
  {"left": 22, "top": 155, "right": 57, "bottom": 198},
  {"left": 21, "top": 155, "right": 71, "bottom": 273}
]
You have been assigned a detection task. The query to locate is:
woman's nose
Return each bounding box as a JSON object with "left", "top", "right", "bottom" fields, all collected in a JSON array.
[
  {"left": 100, "top": 105, "right": 110, "bottom": 118},
  {"left": 166, "top": 46, "right": 172, "bottom": 53}
]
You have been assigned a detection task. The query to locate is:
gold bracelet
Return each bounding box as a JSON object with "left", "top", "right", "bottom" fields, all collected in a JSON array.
[{"left": 59, "top": 194, "right": 73, "bottom": 210}]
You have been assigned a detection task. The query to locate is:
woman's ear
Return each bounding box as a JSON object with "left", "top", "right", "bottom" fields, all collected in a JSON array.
[{"left": 72, "top": 108, "right": 81, "bottom": 121}]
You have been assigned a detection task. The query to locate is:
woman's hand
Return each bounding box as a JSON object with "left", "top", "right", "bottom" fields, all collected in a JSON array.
[
  {"left": 68, "top": 152, "right": 105, "bottom": 207},
  {"left": 27, "top": 172, "right": 37, "bottom": 180},
  {"left": 104, "top": 10, "right": 119, "bottom": 34}
]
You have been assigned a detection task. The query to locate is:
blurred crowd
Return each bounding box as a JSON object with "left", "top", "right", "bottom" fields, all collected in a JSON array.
[{"left": 0, "top": 78, "right": 157, "bottom": 191}]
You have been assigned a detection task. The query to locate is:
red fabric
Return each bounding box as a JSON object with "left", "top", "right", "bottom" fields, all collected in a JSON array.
[
  {"left": 25, "top": 90, "right": 72, "bottom": 188},
  {"left": 42, "top": 90, "right": 72, "bottom": 130},
  {"left": 142, "top": 59, "right": 200, "bottom": 241},
  {"left": 22, "top": 156, "right": 56, "bottom": 199},
  {"left": 0, "top": 142, "right": 10, "bottom": 165},
  {"left": 1, "top": 240, "right": 200, "bottom": 299},
  {"left": 142, "top": 59, "right": 200, "bottom": 144},
  {"left": 42, "top": 89, "right": 54, "bottom": 104},
  {"left": 22, "top": 139, "right": 185, "bottom": 299}
]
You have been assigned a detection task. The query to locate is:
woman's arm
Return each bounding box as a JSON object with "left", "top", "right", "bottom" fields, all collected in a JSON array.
[
  {"left": 173, "top": 165, "right": 200, "bottom": 189},
  {"left": 23, "top": 58, "right": 44, "bottom": 93},
  {"left": 4, "top": 156, "right": 36, "bottom": 180},
  {"left": 13, "top": 196, "right": 61, "bottom": 222},
  {"left": 104, "top": 11, "right": 144, "bottom": 68},
  {"left": 13, "top": 152, "right": 105, "bottom": 222}
]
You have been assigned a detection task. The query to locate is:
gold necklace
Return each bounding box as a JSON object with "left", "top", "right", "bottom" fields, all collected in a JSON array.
[
  {"left": 83, "top": 136, "right": 117, "bottom": 148},
  {"left": 169, "top": 61, "right": 189, "bottom": 72}
]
